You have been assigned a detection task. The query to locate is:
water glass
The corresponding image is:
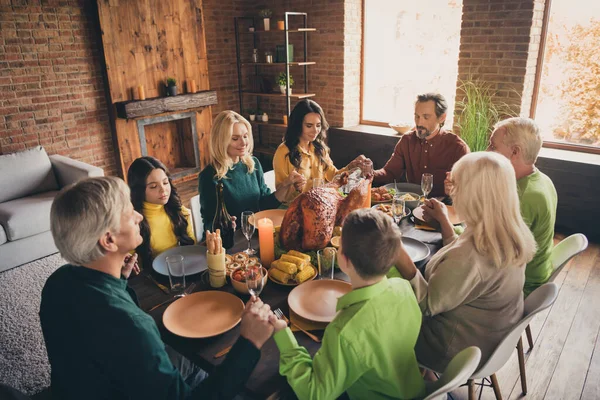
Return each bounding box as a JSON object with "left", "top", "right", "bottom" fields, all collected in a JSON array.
[
  {"left": 392, "top": 195, "right": 405, "bottom": 224},
  {"left": 421, "top": 173, "right": 433, "bottom": 202},
  {"left": 166, "top": 255, "right": 186, "bottom": 295},
  {"left": 246, "top": 265, "right": 265, "bottom": 297},
  {"left": 312, "top": 178, "right": 325, "bottom": 189},
  {"left": 317, "top": 248, "right": 336, "bottom": 280},
  {"left": 241, "top": 211, "right": 257, "bottom": 255}
]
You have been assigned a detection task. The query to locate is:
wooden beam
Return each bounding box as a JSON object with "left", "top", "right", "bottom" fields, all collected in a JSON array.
[{"left": 115, "top": 90, "right": 218, "bottom": 119}]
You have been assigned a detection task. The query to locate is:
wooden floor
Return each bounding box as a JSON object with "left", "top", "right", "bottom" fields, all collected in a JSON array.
[{"left": 449, "top": 234, "right": 600, "bottom": 400}]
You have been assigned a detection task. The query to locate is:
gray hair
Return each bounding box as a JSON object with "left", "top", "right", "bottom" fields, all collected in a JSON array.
[
  {"left": 50, "top": 176, "right": 130, "bottom": 265},
  {"left": 494, "top": 117, "right": 542, "bottom": 164}
]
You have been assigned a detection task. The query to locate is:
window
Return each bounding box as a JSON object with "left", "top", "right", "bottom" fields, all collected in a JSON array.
[
  {"left": 533, "top": 1, "right": 600, "bottom": 151},
  {"left": 362, "top": 0, "right": 463, "bottom": 127}
]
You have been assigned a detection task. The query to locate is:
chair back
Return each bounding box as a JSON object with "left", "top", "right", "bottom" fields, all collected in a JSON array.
[
  {"left": 472, "top": 282, "right": 559, "bottom": 379},
  {"left": 264, "top": 169, "right": 276, "bottom": 193},
  {"left": 548, "top": 234, "right": 588, "bottom": 282},
  {"left": 423, "top": 347, "right": 482, "bottom": 400},
  {"left": 190, "top": 194, "right": 203, "bottom": 240}
]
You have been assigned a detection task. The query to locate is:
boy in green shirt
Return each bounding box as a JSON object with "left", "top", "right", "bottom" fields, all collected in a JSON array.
[{"left": 269, "top": 208, "right": 425, "bottom": 399}]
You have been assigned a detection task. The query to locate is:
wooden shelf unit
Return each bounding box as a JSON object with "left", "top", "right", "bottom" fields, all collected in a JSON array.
[
  {"left": 241, "top": 61, "right": 316, "bottom": 66},
  {"left": 243, "top": 91, "right": 316, "bottom": 99}
]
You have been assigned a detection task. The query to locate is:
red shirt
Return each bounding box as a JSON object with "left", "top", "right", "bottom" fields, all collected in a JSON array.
[{"left": 373, "top": 130, "right": 469, "bottom": 197}]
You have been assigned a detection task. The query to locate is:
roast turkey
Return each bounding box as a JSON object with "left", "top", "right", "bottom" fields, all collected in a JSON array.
[{"left": 279, "top": 171, "right": 373, "bottom": 251}]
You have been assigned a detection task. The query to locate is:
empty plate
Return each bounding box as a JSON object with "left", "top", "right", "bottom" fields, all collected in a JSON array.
[
  {"left": 153, "top": 245, "right": 208, "bottom": 276},
  {"left": 163, "top": 291, "right": 244, "bottom": 338},
  {"left": 248, "top": 209, "right": 287, "bottom": 228},
  {"left": 288, "top": 279, "right": 352, "bottom": 323},
  {"left": 402, "top": 237, "right": 430, "bottom": 263}
]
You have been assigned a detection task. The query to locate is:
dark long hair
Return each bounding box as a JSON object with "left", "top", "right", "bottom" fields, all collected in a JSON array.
[
  {"left": 284, "top": 99, "right": 331, "bottom": 171},
  {"left": 127, "top": 157, "right": 194, "bottom": 267}
]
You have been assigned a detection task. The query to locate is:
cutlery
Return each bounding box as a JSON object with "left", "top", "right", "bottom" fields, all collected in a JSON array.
[
  {"left": 213, "top": 345, "right": 233, "bottom": 359},
  {"left": 274, "top": 308, "right": 321, "bottom": 343},
  {"left": 147, "top": 283, "right": 196, "bottom": 312},
  {"left": 146, "top": 274, "right": 169, "bottom": 295}
]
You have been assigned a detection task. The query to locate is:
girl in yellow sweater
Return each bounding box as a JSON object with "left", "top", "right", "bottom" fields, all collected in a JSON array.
[{"left": 127, "top": 157, "right": 195, "bottom": 268}]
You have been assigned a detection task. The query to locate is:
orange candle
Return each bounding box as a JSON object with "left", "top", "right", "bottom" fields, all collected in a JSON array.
[
  {"left": 283, "top": 115, "right": 288, "bottom": 125},
  {"left": 189, "top": 79, "right": 197, "bottom": 93},
  {"left": 258, "top": 218, "right": 275, "bottom": 268},
  {"left": 137, "top": 85, "right": 146, "bottom": 100}
]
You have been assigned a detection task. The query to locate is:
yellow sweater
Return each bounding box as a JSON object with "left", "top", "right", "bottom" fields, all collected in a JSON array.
[
  {"left": 272, "top": 142, "right": 345, "bottom": 203},
  {"left": 142, "top": 202, "right": 196, "bottom": 258}
]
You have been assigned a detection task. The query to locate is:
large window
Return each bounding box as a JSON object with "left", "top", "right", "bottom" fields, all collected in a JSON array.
[
  {"left": 362, "top": 0, "right": 463, "bottom": 127},
  {"left": 533, "top": 1, "right": 600, "bottom": 151}
]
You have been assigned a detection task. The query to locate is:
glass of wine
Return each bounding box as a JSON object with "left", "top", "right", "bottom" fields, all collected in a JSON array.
[
  {"left": 246, "top": 265, "right": 265, "bottom": 297},
  {"left": 241, "top": 211, "right": 256, "bottom": 255},
  {"left": 391, "top": 195, "right": 405, "bottom": 224},
  {"left": 421, "top": 173, "right": 433, "bottom": 203}
]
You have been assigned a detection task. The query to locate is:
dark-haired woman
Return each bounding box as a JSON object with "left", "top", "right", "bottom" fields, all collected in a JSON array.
[
  {"left": 273, "top": 99, "right": 365, "bottom": 203},
  {"left": 127, "top": 156, "right": 195, "bottom": 267}
]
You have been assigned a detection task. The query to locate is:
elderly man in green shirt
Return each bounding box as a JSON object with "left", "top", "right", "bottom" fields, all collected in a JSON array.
[
  {"left": 269, "top": 209, "right": 425, "bottom": 399},
  {"left": 487, "top": 117, "right": 558, "bottom": 296}
]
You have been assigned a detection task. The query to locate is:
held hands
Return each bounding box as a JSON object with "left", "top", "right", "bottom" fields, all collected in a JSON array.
[
  {"left": 268, "top": 312, "right": 288, "bottom": 333},
  {"left": 285, "top": 170, "right": 306, "bottom": 192},
  {"left": 421, "top": 198, "right": 450, "bottom": 225},
  {"left": 122, "top": 253, "right": 140, "bottom": 279},
  {"left": 240, "top": 296, "right": 275, "bottom": 349},
  {"left": 347, "top": 155, "right": 374, "bottom": 176},
  {"left": 444, "top": 172, "right": 453, "bottom": 196}
]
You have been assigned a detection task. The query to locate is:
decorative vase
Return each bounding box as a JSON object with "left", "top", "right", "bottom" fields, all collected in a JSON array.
[
  {"left": 262, "top": 113, "right": 269, "bottom": 122},
  {"left": 256, "top": 114, "right": 263, "bottom": 122},
  {"left": 279, "top": 85, "right": 291, "bottom": 95},
  {"left": 249, "top": 114, "right": 256, "bottom": 121},
  {"left": 263, "top": 18, "right": 270, "bottom": 31},
  {"left": 249, "top": 26, "right": 255, "bottom": 32},
  {"left": 277, "top": 20, "right": 285, "bottom": 30},
  {"left": 167, "top": 85, "right": 178, "bottom": 96}
]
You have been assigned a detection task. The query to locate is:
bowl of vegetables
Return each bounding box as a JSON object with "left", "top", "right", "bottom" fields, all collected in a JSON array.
[{"left": 230, "top": 265, "right": 269, "bottom": 295}]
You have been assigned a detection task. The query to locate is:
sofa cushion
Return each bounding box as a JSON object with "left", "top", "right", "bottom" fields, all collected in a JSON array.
[
  {"left": 0, "top": 146, "right": 59, "bottom": 203},
  {"left": 0, "top": 191, "right": 58, "bottom": 241},
  {"left": 0, "top": 223, "right": 6, "bottom": 245}
]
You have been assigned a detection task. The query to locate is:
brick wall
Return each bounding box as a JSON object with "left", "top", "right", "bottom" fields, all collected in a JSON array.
[{"left": 0, "top": 0, "right": 118, "bottom": 176}]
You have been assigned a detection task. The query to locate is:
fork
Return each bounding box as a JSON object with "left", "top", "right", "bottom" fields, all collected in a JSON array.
[
  {"left": 148, "top": 282, "right": 196, "bottom": 312},
  {"left": 274, "top": 308, "right": 321, "bottom": 343}
]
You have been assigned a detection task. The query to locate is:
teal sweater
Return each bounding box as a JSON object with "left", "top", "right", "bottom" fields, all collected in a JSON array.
[
  {"left": 40, "top": 265, "right": 261, "bottom": 400},
  {"left": 198, "top": 157, "right": 280, "bottom": 233}
]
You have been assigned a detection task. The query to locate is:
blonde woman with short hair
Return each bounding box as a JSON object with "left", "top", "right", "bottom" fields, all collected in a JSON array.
[
  {"left": 198, "top": 111, "right": 303, "bottom": 235},
  {"left": 392, "top": 152, "right": 536, "bottom": 371}
]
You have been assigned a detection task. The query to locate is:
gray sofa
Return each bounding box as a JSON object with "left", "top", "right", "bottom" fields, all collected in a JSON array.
[{"left": 0, "top": 146, "right": 104, "bottom": 272}]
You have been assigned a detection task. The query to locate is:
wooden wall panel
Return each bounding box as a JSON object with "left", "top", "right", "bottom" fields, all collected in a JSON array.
[{"left": 97, "top": 0, "right": 213, "bottom": 177}]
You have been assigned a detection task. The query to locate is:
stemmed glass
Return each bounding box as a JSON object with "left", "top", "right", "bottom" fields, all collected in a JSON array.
[
  {"left": 391, "top": 195, "right": 405, "bottom": 225},
  {"left": 241, "top": 211, "right": 256, "bottom": 255},
  {"left": 421, "top": 173, "right": 433, "bottom": 203},
  {"left": 246, "top": 265, "right": 265, "bottom": 297}
]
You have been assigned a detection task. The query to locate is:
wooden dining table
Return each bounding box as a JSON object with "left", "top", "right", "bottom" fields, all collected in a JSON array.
[{"left": 129, "top": 216, "right": 444, "bottom": 399}]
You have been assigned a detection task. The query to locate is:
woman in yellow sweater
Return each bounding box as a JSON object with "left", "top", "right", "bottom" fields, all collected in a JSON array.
[
  {"left": 273, "top": 99, "right": 365, "bottom": 203},
  {"left": 127, "top": 157, "right": 195, "bottom": 268}
]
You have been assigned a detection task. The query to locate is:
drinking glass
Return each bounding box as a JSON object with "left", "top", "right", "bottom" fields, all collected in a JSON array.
[
  {"left": 421, "top": 173, "right": 433, "bottom": 202},
  {"left": 317, "top": 248, "right": 336, "bottom": 280},
  {"left": 392, "top": 195, "right": 405, "bottom": 224},
  {"left": 166, "top": 255, "right": 186, "bottom": 295},
  {"left": 241, "top": 211, "right": 256, "bottom": 255},
  {"left": 312, "top": 178, "right": 325, "bottom": 189},
  {"left": 246, "top": 265, "right": 265, "bottom": 297}
]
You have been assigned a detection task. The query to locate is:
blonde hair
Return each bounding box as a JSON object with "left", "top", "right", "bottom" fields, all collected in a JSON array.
[
  {"left": 494, "top": 117, "right": 542, "bottom": 164},
  {"left": 50, "top": 177, "right": 130, "bottom": 265},
  {"left": 209, "top": 110, "right": 255, "bottom": 179},
  {"left": 450, "top": 152, "right": 536, "bottom": 268}
]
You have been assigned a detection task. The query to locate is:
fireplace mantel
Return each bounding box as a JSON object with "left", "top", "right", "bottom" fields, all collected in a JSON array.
[{"left": 115, "top": 90, "right": 218, "bottom": 119}]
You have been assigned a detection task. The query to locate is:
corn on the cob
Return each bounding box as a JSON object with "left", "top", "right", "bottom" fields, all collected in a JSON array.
[
  {"left": 295, "top": 265, "right": 315, "bottom": 283},
  {"left": 280, "top": 254, "right": 307, "bottom": 270},
  {"left": 287, "top": 250, "right": 311, "bottom": 262},
  {"left": 274, "top": 260, "right": 297, "bottom": 274},
  {"left": 269, "top": 267, "right": 291, "bottom": 284}
]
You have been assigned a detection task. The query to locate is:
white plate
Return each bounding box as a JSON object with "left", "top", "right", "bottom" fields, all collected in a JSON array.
[
  {"left": 152, "top": 245, "right": 208, "bottom": 276},
  {"left": 402, "top": 237, "right": 430, "bottom": 263}
]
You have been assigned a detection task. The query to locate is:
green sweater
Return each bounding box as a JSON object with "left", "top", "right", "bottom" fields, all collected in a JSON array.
[
  {"left": 40, "top": 265, "right": 260, "bottom": 400},
  {"left": 198, "top": 157, "right": 280, "bottom": 233},
  {"left": 274, "top": 277, "right": 425, "bottom": 399},
  {"left": 518, "top": 169, "right": 558, "bottom": 296}
]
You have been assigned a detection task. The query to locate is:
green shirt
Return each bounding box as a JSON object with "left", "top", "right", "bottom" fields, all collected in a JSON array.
[
  {"left": 518, "top": 169, "right": 558, "bottom": 296},
  {"left": 40, "top": 265, "right": 260, "bottom": 400},
  {"left": 273, "top": 277, "right": 425, "bottom": 400},
  {"left": 198, "top": 157, "right": 280, "bottom": 233}
]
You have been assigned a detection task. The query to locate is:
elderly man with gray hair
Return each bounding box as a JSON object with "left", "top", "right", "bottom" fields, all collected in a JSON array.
[
  {"left": 487, "top": 117, "right": 558, "bottom": 296},
  {"left": 40, "top": 176, "right": 275, "bottom": 400}
]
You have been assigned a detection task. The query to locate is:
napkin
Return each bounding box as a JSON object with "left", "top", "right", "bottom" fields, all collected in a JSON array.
[{"left": 289, "top": 309, "right": 328, "bottom": 332}]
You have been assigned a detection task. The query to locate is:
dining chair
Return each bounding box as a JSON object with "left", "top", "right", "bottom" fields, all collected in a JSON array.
[
  {"left": 524, "top": 233, "right": 588, "bottom": 350},
  {"left": 190, "top": 194, "right": 203, "bottom": 241},
  {"left": 264, "top": 169, "right": 276, "bottom": 193},
  {"left": 423, "top": 347, "right": 481, "bottom": 400}
]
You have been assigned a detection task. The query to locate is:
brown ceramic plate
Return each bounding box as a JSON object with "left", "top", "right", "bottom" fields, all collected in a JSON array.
[
  {"left": 288, "top": 279, "right": 352, "bottom": 323},
  {"left": 249, "top": 209, "right": 287, "bottom": 228},
  {"left": 268, "top": 265, "right": 318, "bottom": 286},
  {"left": 413, "top": 204, "right": 464, "bottom": 225},
  {"left": 163, "top": 291, "right": 244, "bottom": 338}
]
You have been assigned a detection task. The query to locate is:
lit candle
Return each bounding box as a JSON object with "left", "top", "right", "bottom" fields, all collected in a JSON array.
[
  {"left": 189, "top": 79, "right": 197, "bottom": 94},
  {"left": 137, "top": 85, "right": 146, "bottom": 100},
  {"left": 283, "top": 115, "right": 288, "bottom": 125},
  {"left": 257, "top": 218, "right": 275, "bottom": 268}
]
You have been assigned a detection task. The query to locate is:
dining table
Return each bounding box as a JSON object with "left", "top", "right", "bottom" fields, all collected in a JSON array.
[{"left": 129, "top": 215, "right": 444, "bottom": 399}]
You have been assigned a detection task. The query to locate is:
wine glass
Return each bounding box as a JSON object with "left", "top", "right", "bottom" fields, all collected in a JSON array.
[
  {"left": 421, "top": 173, "right": 433, "bottom": 203},
  {"left": 241, "top": 211, "right": 256, "bottom": 255},
  {"left": 391, "top": 195, "right": 405, "bottom": 224},
  {"left": 246, "top": 265, "right": 265, "bottom": 297}
]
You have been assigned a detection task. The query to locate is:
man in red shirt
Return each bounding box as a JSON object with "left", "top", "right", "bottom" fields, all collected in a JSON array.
[{"left": 374, "top": 93, "right": 469, "bottom": 197}]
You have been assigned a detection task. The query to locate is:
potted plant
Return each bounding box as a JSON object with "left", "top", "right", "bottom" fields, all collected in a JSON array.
[
  {"left": 262, "top": 112, "right": 269, "bottom": 122},
  {"left": 256, "top": 108, "right": 263, "bottom": 121},
  {"left": 259, "top": 9, "right": 272, "bottom": 31},
  {"left": 166, "top": 77, "right": 178, "bottom": 96},
  {"left": 276, "top": 72, "right": 294, "bottom": 95},
  {"left": 247, "top": 108, "right": 256, "bottom": 121}
]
